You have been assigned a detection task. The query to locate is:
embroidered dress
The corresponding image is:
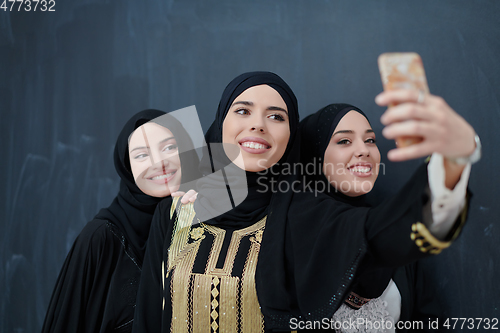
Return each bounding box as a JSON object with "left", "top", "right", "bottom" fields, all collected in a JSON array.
[{"left": 164, "top": 199, "right": 265, "bottom": 332}]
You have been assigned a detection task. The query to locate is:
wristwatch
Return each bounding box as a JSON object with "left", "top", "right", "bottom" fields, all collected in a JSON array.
[{"left": 448, "top": 134, "right": 482, "bottom": 165}]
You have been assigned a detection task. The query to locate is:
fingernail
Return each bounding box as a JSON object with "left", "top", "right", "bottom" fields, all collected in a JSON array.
[{"left": 375, "top": 94, "right": 383, "bottom": 105}]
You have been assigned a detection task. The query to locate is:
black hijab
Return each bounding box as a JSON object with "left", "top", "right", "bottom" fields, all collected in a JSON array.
[
  {"left": 95, "top": 109, "right": 200, "bottom": 264},
  {"left": 299, "top": 103, "right": 395, "bottom": 303},
  {"left": 194, "top": 71, "right": 300, "bottom": 228}
]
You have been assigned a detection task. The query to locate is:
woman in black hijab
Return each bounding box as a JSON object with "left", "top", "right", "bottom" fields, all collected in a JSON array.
[
  {"left": 42, "top": 109, "right": 200, "bottom": 333},
  {"left": 299, "top": 104, "right": 448, "bottom": 331},
  {"left": 133, "top": 72, "right": 470, "bottom": 333}
]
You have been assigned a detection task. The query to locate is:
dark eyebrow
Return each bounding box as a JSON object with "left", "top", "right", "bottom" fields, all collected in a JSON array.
[
  {"left": 129, "top": 146, "right": 148, "bottom": 153},
  {"left": 231, "top": 100, "right": 288, "bottom": 115},
  {"left": 159, "top": 136, "right": 176, "bottom": 144},
  {"left": 267, "top": 106, "right": 288, "bottom": 115},
  {"left": 332, "top": 130, "right": 354, "bottom": 136},
  {"left": 232, "top": 101, "right": 253, "bottom": 107},
  {"left": 333, "top": 129, "right": 375, "bottom": 136},
  {"left": 129, "top": 136, "right": 176, "bottom": 153}
]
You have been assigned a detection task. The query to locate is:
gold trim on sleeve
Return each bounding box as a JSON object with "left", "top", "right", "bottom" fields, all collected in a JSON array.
[
  {"left": 411, "top": 200, "right": 469, "bottom": 254},
  {"left": 410, "top": 222, "right": 451, "bottom": 254}
]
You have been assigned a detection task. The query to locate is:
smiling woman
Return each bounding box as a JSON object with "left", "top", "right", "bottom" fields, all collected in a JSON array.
[
  {"left": 299, "top": 103, "right": 470, "bottom": 332},
  {"left": 222, "top": 84, "right": 290, "bottom": 172},
  {"left": 323, "top": 110, "right": 381, "bottom": 196},
  {"left": 128, "top": 122, "right": 182, "bottom": 197},
  {"left": 41, "top": 110, "right": 200, "bottom": 333}
]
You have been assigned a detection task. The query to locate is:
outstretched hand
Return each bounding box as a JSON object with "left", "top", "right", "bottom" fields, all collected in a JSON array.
[{"left": 376, "top": 89, "right": 476, "bottom": 162}]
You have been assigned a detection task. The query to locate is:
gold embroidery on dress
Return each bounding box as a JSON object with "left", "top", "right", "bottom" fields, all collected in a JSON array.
[
  {"left": 218, "top": 276, "right": 238, "bottom": 332},
  {"left": 241, "top": 230, "right": 265, "bottom": 332},
  {"left": 167, "top": 207, "right": 266, "bottom": 333},
  {"left": 171, "top": 240, "right": 201, "bottom": 333},
  {"left": 203, "top": 225, "right": 227, "bottom": 277},
  {"left": 192, "top": 274, "right": 212, "bottom": 332},
  {"left": 210, "top": 276, "right": 220, "bottom": 331},
  {"left": 191, "top": 227, "right": 205, "bottom": 241},
  {"left": 167, "top": 201, "right": 198, "bottom": 277},
  {"left": 170, "top": 197, "right": 179, "bottom": 219}
]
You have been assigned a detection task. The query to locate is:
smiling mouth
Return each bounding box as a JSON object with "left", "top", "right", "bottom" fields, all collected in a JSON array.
[
  {"left": 238, "top": 141, "right": 272, "bottom": 155},
  {"left": 150, "top": 172, "right": 176, "bottom": 180},
  {"left": 348, "top": 164, "right": 373, "bottom": 177},
  {"left": 147, "top": 170, "right": 177, "bottom": 184},
  {"left": 349, "top": 166, "right": 371, "bottom": 173},
  {"left": 240, "top": 142, "right": 271, "bottom": 150}
]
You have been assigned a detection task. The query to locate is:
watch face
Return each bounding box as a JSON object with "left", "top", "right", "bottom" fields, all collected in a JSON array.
[{"left": 471, "top": 134, "right": 482, "bottom": 164}]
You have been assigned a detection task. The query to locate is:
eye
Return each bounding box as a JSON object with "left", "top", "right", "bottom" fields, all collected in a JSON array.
[
  {"left": 268, "top": 113, "right": 285, "bottom": 122},
  {"left": 133, "top": 153, "right": 149, "bottom": 160},
  {"left": 234, "top": 108, "right": 250, "bottom": 115},
  {"left": 365, "top": 138, "right": 377, "bottom": 144},
  {"left": 162, "top": 143, "right": 178, "bottom": 153},
  {"left": 337, "top": 139, "right": 351, "bottom": 145}
]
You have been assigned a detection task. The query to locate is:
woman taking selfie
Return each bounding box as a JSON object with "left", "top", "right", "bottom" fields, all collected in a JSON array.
[{"left": 299, "top": 103, "right": 471, "bottom": 331}]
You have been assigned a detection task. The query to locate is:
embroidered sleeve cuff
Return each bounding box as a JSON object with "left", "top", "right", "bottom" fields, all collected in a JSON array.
[{"left": 411, "top": 197, "right": 469, "bottom": 254}]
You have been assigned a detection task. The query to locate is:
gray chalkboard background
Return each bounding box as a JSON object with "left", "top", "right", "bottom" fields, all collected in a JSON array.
[{"left": 1, "top": 1, "right": 498, "bottom": 331}]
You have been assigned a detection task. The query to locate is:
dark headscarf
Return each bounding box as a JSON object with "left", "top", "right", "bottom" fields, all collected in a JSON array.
[
  {"left": 300, "top": 103, "right": 394, "bottom": 303},
  {"left": 194, "top": 71, "right": 300, "bottom": 228},
  {"left": 95, "top": 109, "right": 200, "bottom": 264}
]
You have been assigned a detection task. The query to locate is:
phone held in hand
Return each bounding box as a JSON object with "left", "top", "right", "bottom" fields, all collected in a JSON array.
[{"left": 378, "top": 52, "right": 429, "bottom": 148}]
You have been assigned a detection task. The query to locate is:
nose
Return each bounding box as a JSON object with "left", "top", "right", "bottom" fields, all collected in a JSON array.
[
  {"left": 250, "top": 117, "right": 266, "bottom": 133},
  {"left": 354, "top": 141, "right": 370, "bottom": 158}
]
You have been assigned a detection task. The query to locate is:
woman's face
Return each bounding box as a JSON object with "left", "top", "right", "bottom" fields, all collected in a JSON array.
[
  {"left": 128, "top": 122, "right": 182, "bottom": 197},
  {"left": 222, "top": 84, "right": 290, "bottom": 172},
  {"left": 323, "top": 111, "right": 381, "bottom": 197}
]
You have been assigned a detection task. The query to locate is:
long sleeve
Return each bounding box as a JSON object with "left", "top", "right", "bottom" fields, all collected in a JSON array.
[
  {"left": 425, "top": 153, "right": 471, "bottom": 239},
  {"left": 366, "top": 162, "right": 470, "bottom": 266},
  {"left": 41, "top": 220, "right": 120, "bottom": 333},
  {"left": 260, "top": 163, "right": 471, "bottom": 330},
  {"left": 132, "top": 202, "right": 167, "bottom": 333}
]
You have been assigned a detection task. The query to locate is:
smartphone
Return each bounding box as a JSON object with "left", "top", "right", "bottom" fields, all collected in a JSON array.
[{"left": 378, "top": 52, "right": 429, "bottom": 148}]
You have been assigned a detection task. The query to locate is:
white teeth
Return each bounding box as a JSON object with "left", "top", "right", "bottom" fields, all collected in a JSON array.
[
  {"left": 351, "top": 166, "right": 371, "bottom": 173},
  {"left": 241, "top": 142, "right": 268, "bottom": 149},
  {"left": 151, "top": 172, "right": 175, "bottom": 180}
]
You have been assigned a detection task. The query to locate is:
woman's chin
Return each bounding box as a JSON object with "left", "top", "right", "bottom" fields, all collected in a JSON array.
[{"left": 138, "top": 184, "right": 181, "bottom": 198}]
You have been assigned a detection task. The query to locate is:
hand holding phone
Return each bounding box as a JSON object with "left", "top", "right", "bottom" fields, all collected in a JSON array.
[{"left": 378, "top": 52, "right": 429, "bottom": 147}]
